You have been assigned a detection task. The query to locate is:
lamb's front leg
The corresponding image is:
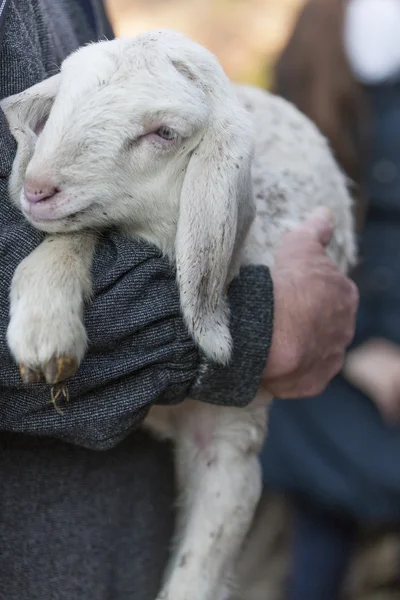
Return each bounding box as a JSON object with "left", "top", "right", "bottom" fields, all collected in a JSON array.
[
  {"left": 7, "top": 232, "right": 97, "bottom": 384},
  {"left": 156, "top": 396, "right": 269, "bottom": 600}
]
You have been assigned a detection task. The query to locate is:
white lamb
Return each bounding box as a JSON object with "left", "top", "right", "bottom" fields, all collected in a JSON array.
[{"left": 2, "top": 30, "right": 356, "bottom": 600}]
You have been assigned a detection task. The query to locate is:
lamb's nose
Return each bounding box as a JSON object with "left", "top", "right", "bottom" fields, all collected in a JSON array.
[{"left": 24, "top": 181, "right": 58, "bottom": 204}]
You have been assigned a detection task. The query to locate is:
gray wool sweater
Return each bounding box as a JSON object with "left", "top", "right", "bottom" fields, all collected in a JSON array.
[{"left": 0, "top": 1, "right": 273, "bottom": 598}]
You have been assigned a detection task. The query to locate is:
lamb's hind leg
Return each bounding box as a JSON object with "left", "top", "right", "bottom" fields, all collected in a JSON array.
[{"left": 156, "top": 395, "right": 269, "bottom": 600}]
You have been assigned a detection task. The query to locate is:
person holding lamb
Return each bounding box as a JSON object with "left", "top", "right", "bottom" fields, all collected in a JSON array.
[{"left": 0, "top": 1, "right": 358, "bottom": 599}]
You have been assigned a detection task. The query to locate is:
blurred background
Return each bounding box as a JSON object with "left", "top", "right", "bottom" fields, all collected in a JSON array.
[
  {"left": 104, "top": 2, "right": 400, "bottom": 599},
  {"left": 105, "top": 0, "right": 302, "bottom": 88}
]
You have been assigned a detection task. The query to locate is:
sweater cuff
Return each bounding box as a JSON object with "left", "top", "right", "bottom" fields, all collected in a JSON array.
[{"left": 189, "top": 265, "right": 274, "bottom": 406}]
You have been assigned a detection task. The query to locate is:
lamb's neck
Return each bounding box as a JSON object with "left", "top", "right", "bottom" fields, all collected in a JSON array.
[{"left": 122, "top": 221, "right": 177, "bottom": 263}]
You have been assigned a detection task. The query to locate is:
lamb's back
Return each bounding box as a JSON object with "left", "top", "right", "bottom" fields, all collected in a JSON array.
[{"left": 235, "top": 84, "right": 357, "bottom": 273}]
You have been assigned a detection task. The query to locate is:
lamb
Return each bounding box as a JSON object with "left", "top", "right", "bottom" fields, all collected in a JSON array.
[{"left": 1, "top": 29, "right": 356, "bottom": 600}]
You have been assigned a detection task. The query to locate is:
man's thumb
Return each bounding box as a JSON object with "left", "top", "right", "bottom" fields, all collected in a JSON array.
[{"left": 297, "top": 206, "right": 335, "bottom": 247}]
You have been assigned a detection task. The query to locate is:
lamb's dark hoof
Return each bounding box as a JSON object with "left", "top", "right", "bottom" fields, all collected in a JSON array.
[
  {"left": 43, "top": 356, "right": 79, "bottom": 384},
  {"left": 19, "top": 364, "right": 45, "bottom": 384},
  {"left": 19, "top": 356, "right": 79, "bottom": 386}
]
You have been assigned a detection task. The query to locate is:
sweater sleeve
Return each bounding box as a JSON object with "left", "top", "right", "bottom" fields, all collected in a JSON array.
[{"left": 0, "top": 111, "right": 273, "bottom": 451}]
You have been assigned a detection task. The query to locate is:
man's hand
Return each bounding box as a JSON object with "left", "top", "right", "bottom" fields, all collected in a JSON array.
[
  {"left": 262, "top": 207, "right": 359, "bottom": 398},
  {"left": 343, "top": 338, "right": 400, "bottom": 423}
]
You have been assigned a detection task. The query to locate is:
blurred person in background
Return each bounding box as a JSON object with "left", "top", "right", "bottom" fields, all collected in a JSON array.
[{"left": 261, "top": 0, "right": 400, "bottom": 598}]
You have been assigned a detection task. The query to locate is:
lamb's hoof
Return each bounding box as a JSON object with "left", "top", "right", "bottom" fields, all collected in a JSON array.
[
  {"left": 43, "top": 356, "right": 79, "bottom": 384},
  {"left": 19, "top": 356, "right": 79, "bottom": 385},
  {"left": 19, "top": 364, "right": 45, "bottom": 384}
]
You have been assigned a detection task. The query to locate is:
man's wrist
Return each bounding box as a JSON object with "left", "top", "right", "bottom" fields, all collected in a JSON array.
[{"left": 262, "top": 269, "right": 303, "bottom": 383}]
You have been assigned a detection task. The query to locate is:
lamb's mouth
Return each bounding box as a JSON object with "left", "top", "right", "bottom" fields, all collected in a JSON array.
[{"left": 23, "top": 206, "right": 88, "bottom": 234}]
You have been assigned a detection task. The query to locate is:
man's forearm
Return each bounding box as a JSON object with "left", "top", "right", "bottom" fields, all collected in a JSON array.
[{"left": 0, "top": 226, "right": 275, "bottom": 449}]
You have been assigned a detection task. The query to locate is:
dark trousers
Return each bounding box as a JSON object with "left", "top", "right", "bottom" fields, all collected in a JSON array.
[{"left": 287, "top": 502, "right": 357, "bottom": 600}]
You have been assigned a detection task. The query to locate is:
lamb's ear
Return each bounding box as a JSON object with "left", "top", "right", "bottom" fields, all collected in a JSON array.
[
  {"left": 0, "top": 74, "right": 61, "bottom": 202},
  {"left": 176, "top": 105, "right": 255, "bottom": 364},
  {"left": 1, "top": 74, "right": 61, "bottom": 133}
]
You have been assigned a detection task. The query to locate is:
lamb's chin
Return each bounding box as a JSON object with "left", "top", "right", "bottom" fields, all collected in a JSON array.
[{"left": 26, "top": 212, "right": 89, "bottom": 234}]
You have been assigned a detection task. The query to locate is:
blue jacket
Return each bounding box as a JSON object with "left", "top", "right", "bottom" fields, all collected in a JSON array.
[{"left": 261, "top": 81, "right": 400, "bottom": 524}]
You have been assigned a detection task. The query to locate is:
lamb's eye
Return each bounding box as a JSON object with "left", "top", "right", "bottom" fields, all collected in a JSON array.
[{"left": 155, "top": 126, "right": 177, "bottom": 141}]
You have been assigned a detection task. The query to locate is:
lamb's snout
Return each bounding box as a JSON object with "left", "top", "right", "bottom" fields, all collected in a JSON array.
[
  {"left": 21, "top": 175, "right": 67, "bottom": 225},
  {"left": 24, "top": 179, "right": 59, "bottom": 204}
]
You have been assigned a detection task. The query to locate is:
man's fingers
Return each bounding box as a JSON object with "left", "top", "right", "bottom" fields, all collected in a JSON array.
[{"left": 296, "top": 206, "right": 336, "bottom": 247}]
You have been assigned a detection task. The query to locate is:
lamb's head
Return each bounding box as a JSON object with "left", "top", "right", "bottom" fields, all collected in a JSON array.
[{"left": 2, "top": 29, "right": 255, "bottom": 362}]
